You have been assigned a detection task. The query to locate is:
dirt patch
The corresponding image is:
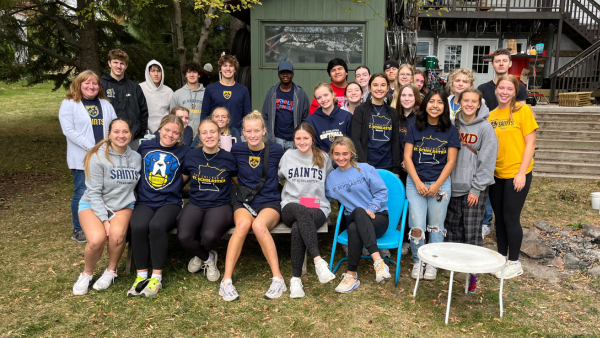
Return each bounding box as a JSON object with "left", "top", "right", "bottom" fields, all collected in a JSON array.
[{"left": 0, "top": 171, "right": 65, "bottom": 210}]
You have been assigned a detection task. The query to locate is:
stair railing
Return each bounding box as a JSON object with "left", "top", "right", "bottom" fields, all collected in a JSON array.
[{"left": 549, "top": 39, "right": 600, "bottom": 101}]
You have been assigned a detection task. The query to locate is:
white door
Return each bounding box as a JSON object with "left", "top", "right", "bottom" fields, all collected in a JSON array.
[{"left": 438, "top": 39, "right": 498, "bottom": 87}]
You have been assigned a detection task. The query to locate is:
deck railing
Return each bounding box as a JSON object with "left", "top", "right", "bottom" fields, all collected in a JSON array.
[{"left": 549, "top": 40, "right": 600, "bottom": 101}]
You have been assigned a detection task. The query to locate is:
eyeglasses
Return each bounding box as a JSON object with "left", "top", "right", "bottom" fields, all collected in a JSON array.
[{"left": 399, "top": 73, "right": 412, "bottom": 77}]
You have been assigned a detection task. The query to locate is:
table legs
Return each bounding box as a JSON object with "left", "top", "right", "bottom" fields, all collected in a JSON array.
[
  {"left": 446, "top": 270, "right": 454, "bottom": 325},
  {"left": 412, "top": 260, "right": 422, "bottom": 298},
  {"left": 500, "top": 269, "right": 504, "bottom": 318}
]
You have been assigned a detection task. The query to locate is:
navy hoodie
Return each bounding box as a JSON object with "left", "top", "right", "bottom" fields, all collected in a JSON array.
[
  {"left": 306, "top": 106, "right": 353, "bottom": 152},
  {"left": 136, "top": 137, "right": 190, "bottom": 209}
]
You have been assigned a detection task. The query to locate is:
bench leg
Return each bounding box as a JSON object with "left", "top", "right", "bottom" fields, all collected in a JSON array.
[
  {"left": 301, "top": 249, "right": 308, "bottom": 276},
  {"left": 125, "top": 242, "right": 134, "bottom": 275}
]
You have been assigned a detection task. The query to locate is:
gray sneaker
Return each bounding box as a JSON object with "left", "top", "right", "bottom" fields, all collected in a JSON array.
[
  {"left": 264, "top": 276, "right": 287, "bottom": 299},
  {"left": 71, "top": 230, "right": 87, "bottom": 243},
  {"left": 219, "top": 279, "right": 239, "bottom": 302},
  {"left": 203, "top": 251, "right": 220, "bottom": 282}
]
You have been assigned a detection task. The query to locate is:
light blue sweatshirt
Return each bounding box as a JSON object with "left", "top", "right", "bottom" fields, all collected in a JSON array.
[{"left": 325, "top": 162, "right": 388, "bottom": 216}]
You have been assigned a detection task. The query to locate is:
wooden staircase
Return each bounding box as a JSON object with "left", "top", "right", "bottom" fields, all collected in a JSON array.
[{"left": 533, "top": 107, "right": 600, "bottom": 180}]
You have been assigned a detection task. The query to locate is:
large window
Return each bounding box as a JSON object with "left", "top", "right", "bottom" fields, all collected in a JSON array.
[{"left": 263, "top": 24, "right": 365, "bottom": 66}]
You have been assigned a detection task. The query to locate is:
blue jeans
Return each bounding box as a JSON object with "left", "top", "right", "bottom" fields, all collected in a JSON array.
[
  {"left": 406, "top": 176, "right": 451, "bottom": 263},
  {"left": 71, "top": 169, "right": 86, "bottom": 232},
  {"left": 483, "top": 196, "right": 493, "bottom": 227},
  {"left": 275, "top": 137, "right": 295, "bottom": 151}
]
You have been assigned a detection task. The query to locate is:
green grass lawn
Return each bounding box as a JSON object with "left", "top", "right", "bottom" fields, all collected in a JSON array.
[{"left": 0, "top": 82, "right": 599, "bottom": 337}]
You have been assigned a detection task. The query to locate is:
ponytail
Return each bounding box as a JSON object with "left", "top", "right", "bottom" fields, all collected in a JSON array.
[{"left": 83, "top": 118, "right": 131, "bottom": 179}]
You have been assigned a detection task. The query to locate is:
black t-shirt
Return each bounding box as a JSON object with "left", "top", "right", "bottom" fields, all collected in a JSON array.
[
  {"left": 367, "top": 104, "right": 393, "bottom": 169},
  {"left": 274, "top": 87, "right": 295, "bottom": 141},
  {"left": 477, "top": 80, "right": 528, "bottom": 111},
  {"left": 82, "top": 97, "right": 104, "bottom": 144},
  {"left": 182, "top": 147, "right": 238, "bottom": 208}
]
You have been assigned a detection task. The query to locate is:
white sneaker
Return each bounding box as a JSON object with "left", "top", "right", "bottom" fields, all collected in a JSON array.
[
  {"left": 188, "top": 256, "right": 203, "bottom": 273},
  {"left": 373, "top": 259, "right": 392, "bottom": 282},
  {"left": 73, "top": 273, "right": 94, "bottom": 296},
  {"left": 203, "top": 251, "right": 220, "bottom": 282},
  {"left": 411, "top": 263, "right": 424, "bottom": 280},
  {"left": 401, "top": 242, "right": 410, "bottom": 255},
  {"left": 92, "top": 269, "right": 117, "bottom": 291},
  {"left": 424, "top": 264, "right": 438, "bottom": 281},
  {"left": 482, "top": 224, "right": 491, "bottom": 239},
  {"left": 495, "top": 261, "right": 523, "bottom": 279},
  {"left": 264, "top": 276, "right": 287, "bottom": 299},
  {"left": 380, "top": 249, "right": 391, "bottom": 258},
  {"left": 314, "top": 259, "right": 336, "bottom": 284},
  {"left": 219, "top": 279, "right": 239, "bottom": 302},
  {"left": 335, "top": 273, "right": 360, "bottom": 293},
  {"left": 289, "top": 277, "right": 305, "bottom": 298}
]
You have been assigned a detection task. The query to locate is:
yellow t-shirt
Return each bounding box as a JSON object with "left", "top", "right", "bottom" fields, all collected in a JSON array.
[{"left": 488, "top": 104, "right": 538, "bottom": 179}]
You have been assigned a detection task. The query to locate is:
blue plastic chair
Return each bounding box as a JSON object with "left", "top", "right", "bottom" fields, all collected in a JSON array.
[{"left": 329, "top": 169, "right": 409, "bottom": 285}]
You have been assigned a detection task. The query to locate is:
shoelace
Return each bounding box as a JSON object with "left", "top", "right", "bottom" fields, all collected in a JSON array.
[{"left": 341, "top": 274, "right": 354, "bottom": 285}]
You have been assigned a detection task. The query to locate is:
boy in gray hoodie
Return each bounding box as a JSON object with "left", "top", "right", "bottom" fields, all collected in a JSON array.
[
  {"left": 170, "top": 61, "right": 205, "bottom": 138},
  {"left": 444, "top": 88, "right": 498, "bottom": 247}
]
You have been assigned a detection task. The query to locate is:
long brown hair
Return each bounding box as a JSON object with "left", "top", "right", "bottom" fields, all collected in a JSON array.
[
  {"left": 66, "top": 70, "right": 108, "bottom": 102},
  {"left": 293, "top": 123, "right": 327, "bottom": 169},
  {"left": 83, "top": 118, "right": 131, "bottom": 178},
  {"left": 157, "top": 114, "right": 185, "bottom": 146},
  {"left": 495, "top": 74, "right": 523, "bottom": 123},
  {"left": 210, "top": 107, "right": 232, "bottom": 136},
  {"left": 329, "top": 136, "right": 361, "bottom": 172},
  {"left": 414, "top": 69, "right": 429, "bottom": 95},
  {"left": 392, "top": 83, "right": 422, "bottom": 117}
]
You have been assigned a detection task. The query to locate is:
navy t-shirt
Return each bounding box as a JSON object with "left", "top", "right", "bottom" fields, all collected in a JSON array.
[
  {"left": 82, "top": 97, "right": 104, "bottom": 144},
  {"left": 274, "top": 87, "right": 295, "bottom": 141},
  {"left": 182, "top": 147, "right": 238, "bottom": 208},
  {"left": 367, "top": 104, "right": 393, "bottom": 169},
  {"left": 404, "top": 123, "right": 461, "bottom": 182},
  {"left": 200, "top": 82, "right": 252, "bottom": 131},
  {"left": 230, "top": 141, "right": 284, "bottom": 208},
  {"left": 136, "top": 137, "right": 190, "bottom": 209}
]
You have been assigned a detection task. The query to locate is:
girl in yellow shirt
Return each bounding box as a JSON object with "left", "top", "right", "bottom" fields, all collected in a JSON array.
[{"left": 487, "top": 74, "right": 538, "bottom": 280}]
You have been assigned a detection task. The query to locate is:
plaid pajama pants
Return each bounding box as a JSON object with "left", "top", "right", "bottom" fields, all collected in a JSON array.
[{"left": 444, "top": 187, "right": 489, "bottom": 246}]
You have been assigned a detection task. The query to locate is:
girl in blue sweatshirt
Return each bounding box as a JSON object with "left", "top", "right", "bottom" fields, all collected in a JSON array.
[
  {"left": 129, "top": 115, "right": 190, "bottom": 297},
  {"left": 325, "top": 137, "right": 392, "bottom": 293},
  {"left": 307, "top": 83, "right": 352, "bottom": 152},
  {"left": 72, "top": 118, "right": 141, "bottom": 296}
]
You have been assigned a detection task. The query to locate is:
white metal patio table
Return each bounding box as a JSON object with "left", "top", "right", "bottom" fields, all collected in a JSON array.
[{"left": 412, "top": 242, "right": 507, "bottom": 324}]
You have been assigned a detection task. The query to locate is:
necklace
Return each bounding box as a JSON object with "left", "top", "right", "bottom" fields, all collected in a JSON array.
[
  {"left": 248, "top": 144, "right": 264, "bottom": 157},
  {"left": 202, "top": 148, "right": 219, "bottom": 161},
  {"left": 373, "top": 104, "right": 385, "bottom": 116}
]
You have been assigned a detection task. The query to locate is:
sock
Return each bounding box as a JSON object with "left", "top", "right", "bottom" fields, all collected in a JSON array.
[
  {"left": 205, "top": 252, "right": 214, "bottom": 263},
  {"left": 509, "top": 260, "right": 520, "bottom": 265},
  {"left": 151, "top": 273, "right": 162, "bottom": 282},
  {"left": 138, "top": 271, "right": 148, "bottom": 279},
  {"left": 221, "top": 278, "right": 232, "bottom": 286}
]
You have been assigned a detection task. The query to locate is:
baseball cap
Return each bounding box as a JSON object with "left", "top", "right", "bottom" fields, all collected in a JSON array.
[
  {"left": 384, "top": 60, "right": 400, "bottom": 70},
  {"left": 278, "top": 61, "right": 294, "bottom": 72},
  {"left": 203, "top": 63, "right": 213, "bottom": 72}
]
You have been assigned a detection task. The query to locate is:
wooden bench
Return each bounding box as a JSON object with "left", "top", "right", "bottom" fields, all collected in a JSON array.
[{"left": 124, "top": 221, "right": 329, "bottom": 276}]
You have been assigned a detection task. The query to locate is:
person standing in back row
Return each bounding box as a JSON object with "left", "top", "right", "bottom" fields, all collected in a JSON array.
[
  {"left": 201, "top": 55, "right": 251, "bottom": 133},
  {"left": 310, "top": 58, "right": 349, "bottom": 114},
  {"left": 140, "top": 60, "right": 173, "bottom": 134},
  {"left": 262, "top": 61, "right": 310, "bottom": 151},
  {"left": 170, "top": 61, "right": 206, "bottom": 139},
  {"left": 100, "top": 49, "right": 148, "bottom": 151}
]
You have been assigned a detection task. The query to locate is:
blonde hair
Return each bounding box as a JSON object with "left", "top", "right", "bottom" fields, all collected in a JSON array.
[
  {"left": 195, "top": 118, "right": 221, "bottom": 148},
  {"left": 313, "top": 82, "right": 339, "bottom": 106},
  {"left": 157, "top": 114, "right": 185, "bottom": 146},
  {"left": 170, "top": 106, "right": 189, "bottom": 115},
  {"left": 66, "top": 70, "right": 108, "bottom": 102},
  {"left": 242, "top": 110, "right": 267, "bottom": 142},
  {"left": 392, "top": 64, "right": 415, "bottom": 107},
  {"left": 83, "top": 118, "right": 131, "bottom": 178},
  {"left": 329, "top": 136, "right": 361, "bottom": 172},
  {"left": 495, "top": 74, "right": 524, "bottom": 123},
  {"left": 210, "top": 107, "right": 232, "bottom": 135},
  {"left": 447, "top": 68, "right": 475, "bottom": 95}
]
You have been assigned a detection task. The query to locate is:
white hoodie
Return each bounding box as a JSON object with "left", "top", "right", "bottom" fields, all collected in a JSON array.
[{"left": 140, "top": 60, "right": 173, "bottom": 133}]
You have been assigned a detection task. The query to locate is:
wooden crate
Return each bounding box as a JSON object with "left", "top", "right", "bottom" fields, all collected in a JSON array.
[{"left": 558, "top": 92, "right": 592, "bottom": 107}]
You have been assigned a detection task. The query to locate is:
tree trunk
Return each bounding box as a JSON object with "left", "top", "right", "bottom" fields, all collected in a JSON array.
[
  {"left": 77, "top": 0, "right": 101, "bottom": 74},
  {"left": 192, "top": 6, "right": 217, "bottom": 64},
  {"left": 173, "top": 0, "right": 186, "bottom": 83},
  {"left": 171, "top": 19, "right": 183, "bottom": 88}
]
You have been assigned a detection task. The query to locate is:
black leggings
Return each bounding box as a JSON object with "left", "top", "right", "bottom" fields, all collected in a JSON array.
[
  {"left": 177, "top": 203, "right": 234, "bottom": 261},
  {"left": 281, "top": 203, "right": 327, "bottom": 278},
  {"left": 489, "top": 172, "right": 532, "bottom": 261},
  {"left": 130, "top": 204, "right": 181, "bottom": 271},
  {"left": 346, "top": 208, "right": 389, "bottom": 272}
]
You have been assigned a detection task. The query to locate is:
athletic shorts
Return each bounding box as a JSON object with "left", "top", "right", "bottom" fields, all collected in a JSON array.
[{"left": 78, "top": 200, "right": 135, "bottom": 214}]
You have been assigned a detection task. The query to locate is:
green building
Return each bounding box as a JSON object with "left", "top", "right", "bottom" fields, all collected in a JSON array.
[{"left": 249, "top": 0, "right": 387, "bottom": 110}]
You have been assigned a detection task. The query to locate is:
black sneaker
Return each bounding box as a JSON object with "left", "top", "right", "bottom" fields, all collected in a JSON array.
[{"left": 71, "top": 230, "right": 87, "bottom": 243}]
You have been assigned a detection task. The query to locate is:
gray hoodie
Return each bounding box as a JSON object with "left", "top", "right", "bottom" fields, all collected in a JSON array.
[
  {"left": 170, "top": 83, "right": 205, "bottom": 138},
  {"left": 140, "top": 60, "right": 173, "bottom": 133},
  {"left": 80, "top": 144, "right": 142, "bottom": 222},
  {"left": 450, "top": 105, "right": 498, "bottom": 197}
]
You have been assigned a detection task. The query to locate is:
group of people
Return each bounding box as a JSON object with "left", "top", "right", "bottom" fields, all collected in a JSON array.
[{"left": 59, "top": 46, "right": 537, "bottom": 300}]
